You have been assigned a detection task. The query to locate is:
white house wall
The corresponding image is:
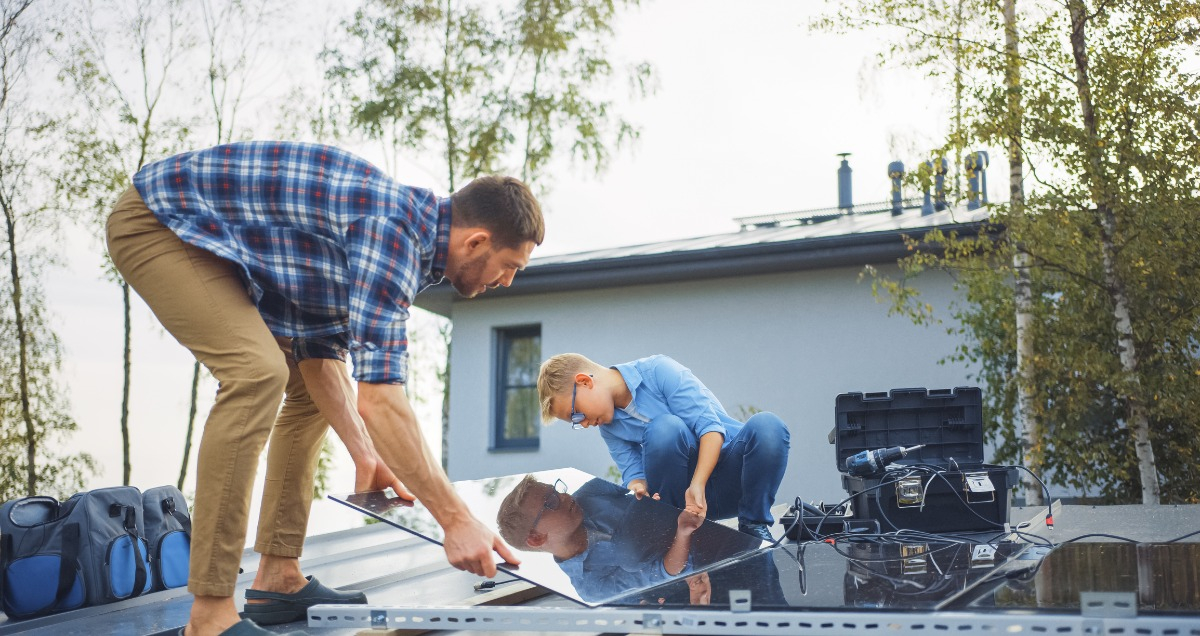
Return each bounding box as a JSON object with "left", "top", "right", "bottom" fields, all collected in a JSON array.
[{"left": 445, "top": 263, "right": 978, "bottom": 506}]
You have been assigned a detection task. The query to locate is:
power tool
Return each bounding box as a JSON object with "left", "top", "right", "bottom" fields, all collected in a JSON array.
[{"left": 844, "top": 444, "right": 925, "bottom": 476}]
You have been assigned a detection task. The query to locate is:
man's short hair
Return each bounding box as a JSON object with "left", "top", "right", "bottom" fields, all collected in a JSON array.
[
  {"left": 537, "top": 353, "right": 604, "bottom": 423},
  {"left": 450, "top": 175, "right": 544, "bottom": 250},
  {"left": 496, "top": 474, "right": 542, "bottom": 547}
]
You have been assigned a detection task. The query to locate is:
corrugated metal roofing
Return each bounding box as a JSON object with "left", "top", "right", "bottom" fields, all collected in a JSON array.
[
  {"left": 531, "top": 204, "right": 991, "bottom": 267},
  {"left": 2, "top": 504, "right": 1196, "bottom": 635},
  {"left": 415, "top": 203, "right": 994, "bottom": 316}
]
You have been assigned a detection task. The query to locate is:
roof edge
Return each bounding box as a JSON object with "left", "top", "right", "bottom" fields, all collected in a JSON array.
[{"left": 415, "top": 222, "right": 984, "bottom": 317}]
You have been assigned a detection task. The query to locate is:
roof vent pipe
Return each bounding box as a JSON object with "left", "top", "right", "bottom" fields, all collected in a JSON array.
[
  {"left": 966, "top": 151, "right": 989, "bottom": 210},
  {"left": 837, "top": 153, "right": 853, "bottom": 212},
  {"left": 922, "top": 161, "right": 934, "bottom": 216},
  {"left": 888, "top": 161, "right": 905, "bottom": 216},
  {"left": 933, "top": 157, "right": 948, "bottom": 211}
]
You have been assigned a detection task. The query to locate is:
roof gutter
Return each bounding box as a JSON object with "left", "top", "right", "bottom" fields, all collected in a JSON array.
[{"left": 415, "top": 222, "right": 985, "bottom": 317}]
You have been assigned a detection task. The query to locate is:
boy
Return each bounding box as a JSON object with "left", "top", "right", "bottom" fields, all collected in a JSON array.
[{"left": 537, "top": 354, "right": 790, "bottom": 542}]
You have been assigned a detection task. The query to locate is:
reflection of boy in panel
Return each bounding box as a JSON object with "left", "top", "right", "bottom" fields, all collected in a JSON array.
[
  {"left": 497, "top": 476, "right": 717, "bottom": 602},
  {"left": 537, "top": 354, "right": 790, "bottom": 542}
]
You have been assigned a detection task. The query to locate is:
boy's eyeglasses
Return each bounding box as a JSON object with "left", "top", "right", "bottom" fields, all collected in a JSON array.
[
  {"left": 530, "top": 479, "right": 568, "bottom": 532},
  {"left": 567, "top": 375, "right": 593, "bottom": 430}
]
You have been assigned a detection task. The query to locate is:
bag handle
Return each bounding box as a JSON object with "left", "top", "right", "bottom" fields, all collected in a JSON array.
[
  {"left": 162, "top": 497, "right": 192, "bottom": 534},
  {"left": 55, "top": 523, "right": 81, "bottom": 608},
  {"left": 119, "top": 506, "right": 148, "bottom": 598}
]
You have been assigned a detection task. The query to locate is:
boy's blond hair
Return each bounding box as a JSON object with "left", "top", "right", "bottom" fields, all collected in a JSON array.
[{"left": 537, "top": 353, "right": 605, "bottom": 423}]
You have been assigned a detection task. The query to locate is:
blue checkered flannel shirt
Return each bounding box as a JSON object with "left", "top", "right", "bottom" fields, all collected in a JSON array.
[{"left": 133, "top": 141, "right": 451, "bottom": 384}]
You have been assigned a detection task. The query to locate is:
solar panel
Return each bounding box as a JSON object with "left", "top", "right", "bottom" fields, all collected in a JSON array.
[{"left": 329, "top": 468, "right": 766, "bottom": 607}]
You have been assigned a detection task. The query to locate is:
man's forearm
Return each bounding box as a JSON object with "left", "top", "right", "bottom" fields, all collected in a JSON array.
[
  {"left": 296, "top": 358, "right": 374, "bottom": 461},
  {"left": 358, "top": 382, "right": 470, "bottom": 527}
]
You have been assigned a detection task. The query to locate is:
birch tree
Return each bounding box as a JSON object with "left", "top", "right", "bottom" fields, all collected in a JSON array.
[
  {"left": 54, "top": 0, "right": 196, "bottom": 486},
  {"left": 0, "top": 0, "right": 93, "bottom": 499},
  {"left": 323, "top": 0, "right": 651, "bottom": 470},
  {"left": 843, "top": 0, "right": 1200, "bottom": 503}
]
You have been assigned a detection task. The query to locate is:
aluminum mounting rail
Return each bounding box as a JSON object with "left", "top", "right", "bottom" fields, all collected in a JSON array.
[{"left": 307, "top": 600, "right": 1200, "bottom": 635}]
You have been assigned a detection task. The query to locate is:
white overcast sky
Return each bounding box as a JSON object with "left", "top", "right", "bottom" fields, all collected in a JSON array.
[{"left": 45, "top": 0, "right": 992, "bottom": 536}]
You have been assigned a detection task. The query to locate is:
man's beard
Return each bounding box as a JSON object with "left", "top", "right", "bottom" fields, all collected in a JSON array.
[{"left": 449, "top": 250, "right": 490, "bottom": 297}]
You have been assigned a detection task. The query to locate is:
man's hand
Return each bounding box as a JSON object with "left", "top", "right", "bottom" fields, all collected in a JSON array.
[
  {"left": 684, "top": 483, "right": 707, "bottom": 517},
  {"left": 354, "top": 453, "right": 414, "bottom": 500},
  {"left": 686, "top": 572, "right": 712, "bottom": 605},
  {"left": 441, "top": 517, "right": 521, "bottom": 578}
]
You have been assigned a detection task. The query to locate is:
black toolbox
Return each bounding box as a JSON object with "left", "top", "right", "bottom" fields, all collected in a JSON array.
[{"left": 830, "top": 387, "right": 1017, "bottom": 534}]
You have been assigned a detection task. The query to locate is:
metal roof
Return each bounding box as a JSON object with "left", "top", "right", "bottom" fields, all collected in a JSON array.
[
  {"left": 2, "top": 503, "right": 1195, "bottom": 635},
  {"left": 415, "top": 202, "right": 993, "bottom": 317}
]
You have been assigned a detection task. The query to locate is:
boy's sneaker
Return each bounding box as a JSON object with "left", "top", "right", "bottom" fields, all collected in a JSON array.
[{"left": 738, "top": 521, "right": 775, "bottom": 543}]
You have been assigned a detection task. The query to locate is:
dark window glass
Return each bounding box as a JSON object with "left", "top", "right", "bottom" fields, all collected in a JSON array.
[{"left": 494, "top": 325, "right": 540, "bottom": 449}]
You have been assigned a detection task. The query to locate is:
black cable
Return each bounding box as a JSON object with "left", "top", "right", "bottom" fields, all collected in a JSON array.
[
  {"left": 473, "top": 578, "right": 521, "bottom": 592},
  {"left": 1008, "top": 464, "right": 1054, "bottom": 529}
]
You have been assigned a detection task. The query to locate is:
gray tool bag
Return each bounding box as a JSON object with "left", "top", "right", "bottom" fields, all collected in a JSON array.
[
  {"left": 0, "top": 486, "right": 153, "bottom": 619},
  {"left": 141, "top": 485, "right": 191, "bottom": 591}
]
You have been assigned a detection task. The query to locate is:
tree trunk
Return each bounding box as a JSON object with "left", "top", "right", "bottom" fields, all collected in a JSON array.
[
  {"left": 1002, "top": 0, "right": 1042, "bottom": 506},
  {"left": 178, "top": 360, "right": 200, "bottom": 489},
  {"left": 1066, "top": 0, "right": 1159, "bottom": 504},
  {"left": 121, "top": 281, "right": 132, "bottom": 485},
  {"left": 440, "top": 335, "right": 451, "bottom": 472},
  {"left": 439, "top": 0, "right": 456, "bottom": 472},
  {"left": 4, "top": 199, "right": 36, "bottom": 495}
]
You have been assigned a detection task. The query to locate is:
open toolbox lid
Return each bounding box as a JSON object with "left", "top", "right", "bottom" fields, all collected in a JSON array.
[{"left": 829, "top": 386, "right": 985, "bottom": 472}]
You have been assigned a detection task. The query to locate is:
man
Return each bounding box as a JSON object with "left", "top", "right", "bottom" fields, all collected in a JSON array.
[{"left": 106, "top": 141, "right": 540, "bottom": 636}]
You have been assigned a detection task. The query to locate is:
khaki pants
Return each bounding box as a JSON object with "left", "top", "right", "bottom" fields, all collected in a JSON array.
[{"left": 106, "top": 186, "right": 330, "bottom": 596}]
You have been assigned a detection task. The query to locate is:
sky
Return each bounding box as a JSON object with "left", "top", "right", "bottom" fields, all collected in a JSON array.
[{"left": 43, "top": 0, "right": 987, "bottom": 538}]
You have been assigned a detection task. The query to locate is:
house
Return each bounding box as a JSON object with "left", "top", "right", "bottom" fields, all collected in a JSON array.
[{"left": 417, "top": 157, "right": 996, "bottom": 504}]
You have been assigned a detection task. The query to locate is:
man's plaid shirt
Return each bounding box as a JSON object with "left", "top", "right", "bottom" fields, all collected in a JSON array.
[{"left": 133, "top": 141, "right": 451, "bottom": 384}]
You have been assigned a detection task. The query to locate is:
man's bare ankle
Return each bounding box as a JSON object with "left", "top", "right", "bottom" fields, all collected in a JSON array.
[{"left": 187, "top": 594, "right": 239, "bottom": 635}]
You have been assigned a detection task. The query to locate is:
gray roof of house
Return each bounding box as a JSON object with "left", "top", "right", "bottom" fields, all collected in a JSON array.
[
  {"left": 3, "top": 503, "right": 1196, "bottom": 635},
  {"left": 415, "top": 201, "right": 993, "bottom": 317}
]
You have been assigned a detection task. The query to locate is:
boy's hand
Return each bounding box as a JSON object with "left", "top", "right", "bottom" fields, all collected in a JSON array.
[
  {"left": 684, "top": 483, "right": 707, "bottom": 517},
  {"left": 676, "top": 509, "right": 704, "bottom": 535},
  {"left": 628, "top": 479, "right": 652, "bottom": 499}
]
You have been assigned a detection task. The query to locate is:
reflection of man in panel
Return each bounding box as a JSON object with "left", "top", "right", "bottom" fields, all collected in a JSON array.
[{"left": 497, "top": 476, "right": 758, "bottom": 602}]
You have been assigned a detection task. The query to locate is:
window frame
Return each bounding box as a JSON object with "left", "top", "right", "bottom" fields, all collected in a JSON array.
[{"left": 490, "top": 324, "right": 542, "bottom": 451}]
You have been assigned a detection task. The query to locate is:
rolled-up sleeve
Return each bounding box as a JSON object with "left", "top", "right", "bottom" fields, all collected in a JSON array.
[
  {"left": 343, "top": 215, "right": 421, "bottom": 384},
  {"left": 293, "top": 332, "right": 349, "bottom": 362}
]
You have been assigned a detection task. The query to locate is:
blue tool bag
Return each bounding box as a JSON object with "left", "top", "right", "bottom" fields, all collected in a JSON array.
[
  {"left": 141, "top": 485, "right": 191, "bottom": 591},
  {"left": 0, "top": 486, "right": 153, "bottom": 619}
]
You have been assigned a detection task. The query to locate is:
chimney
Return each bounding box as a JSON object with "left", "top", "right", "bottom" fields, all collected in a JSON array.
[
  {"left": 934, "top": 157, "right": 948, "bottom": 211},
  {"left": 966, "top": 151, "right": 989, "bottom": 210},
  {"left": 837, "top": 153, "right": 853, "bottom": 211},
  {"left": 888, "top": 161, "right": 905, "bottom": 216}
]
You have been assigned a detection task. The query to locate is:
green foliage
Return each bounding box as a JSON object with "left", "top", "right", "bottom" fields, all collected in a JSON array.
[
  {"left": 0, "top": 0, "right": 95, "bottom": 500},
  {"left": 836, "top": 0, "right": 1200, "bottom": 503},
  {"left": 0, "top": 269, "right": 96, "bottom": 501},
  {"left": 312, "top": 436, "right": 336, "bottom": 500},
  {"left": 322, "top": 0, "right": 651, "bottom": 190}
]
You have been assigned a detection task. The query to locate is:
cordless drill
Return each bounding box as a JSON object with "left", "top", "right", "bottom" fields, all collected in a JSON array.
[{"left": 844, "top": 444, "right": 925, "bottom": 476}]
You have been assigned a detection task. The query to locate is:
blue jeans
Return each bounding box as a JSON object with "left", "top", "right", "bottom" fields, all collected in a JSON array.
[{"left": 642, "top": 412, "right": 790, "bottom": 525}]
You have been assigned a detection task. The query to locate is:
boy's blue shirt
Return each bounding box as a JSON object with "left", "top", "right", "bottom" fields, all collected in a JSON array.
[{"left": 601, "top": 355, "right": 744, "bottom": 487}]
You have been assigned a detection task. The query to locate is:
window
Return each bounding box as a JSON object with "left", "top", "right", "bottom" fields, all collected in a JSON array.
[{"left": 493, "top": 325, "right": 541, "bottom": 450}]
